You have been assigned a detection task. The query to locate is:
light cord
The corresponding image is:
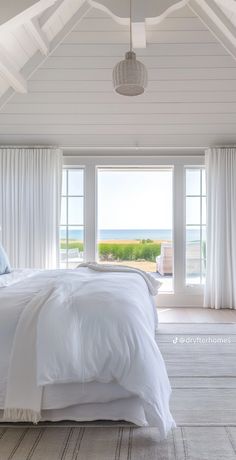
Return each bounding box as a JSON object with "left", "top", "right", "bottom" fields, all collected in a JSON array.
[{"left": 130, "top": 0, "right": 132, "bottom": 51}]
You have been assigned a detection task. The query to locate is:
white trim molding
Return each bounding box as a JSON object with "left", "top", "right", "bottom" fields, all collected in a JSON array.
[{"left": 89, "top": 0, "right": 188, "bottom": 49}]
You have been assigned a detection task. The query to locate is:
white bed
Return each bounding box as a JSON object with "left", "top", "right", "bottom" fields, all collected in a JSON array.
[{"left": 0, "top": 268, "right": 175, "bottom": 438}]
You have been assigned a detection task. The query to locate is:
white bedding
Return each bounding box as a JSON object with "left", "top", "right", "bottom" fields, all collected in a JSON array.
[
  {"left": 0, "top": 269, "right": 40, "bottom": 287},
  {"left": 0, "top": 268, "right": 175, "bottom": 438}
]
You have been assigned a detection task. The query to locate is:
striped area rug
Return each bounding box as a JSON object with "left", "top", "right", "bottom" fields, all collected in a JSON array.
[
  {"left": 0, "top": 322, "right": 236, "bottom": 459},
  {"left": 0, "top": 426, "right": 236, "bottom": 459}
]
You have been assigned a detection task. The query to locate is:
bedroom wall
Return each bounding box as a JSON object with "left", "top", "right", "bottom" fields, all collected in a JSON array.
[{"left": 0, "top": 5, "right": 235, "bottom": 149}]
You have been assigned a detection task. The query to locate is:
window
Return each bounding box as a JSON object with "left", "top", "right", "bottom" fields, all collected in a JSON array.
[
  {"left": 185, "top": 168, "right": 206, "bottom": 286},
  {"left": 60, "top": 168, "right": 84, "bottom": 268},
  {"left": 97, "top": 168, "right": 173, "bottom": 292},
  {"left": 62, "top": 156, "right": 206, "bottom": 306}
]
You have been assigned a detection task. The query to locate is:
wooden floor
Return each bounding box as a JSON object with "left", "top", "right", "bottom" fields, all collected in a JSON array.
[{"left": 157, "top": 307, "right": 236, "bottom": 323}]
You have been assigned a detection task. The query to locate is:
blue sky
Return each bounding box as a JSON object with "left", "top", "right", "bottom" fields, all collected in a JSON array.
[
  {"left": 97, "top": 170, "right": 173, "bottom": 230},
  {"left": 61, "top": 168, "right": 205, "bottom": 230}
]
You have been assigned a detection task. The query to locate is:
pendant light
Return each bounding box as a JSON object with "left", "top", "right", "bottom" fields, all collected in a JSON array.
[{"left": 112, "top": 0, "right": 148, "bottom": 96}]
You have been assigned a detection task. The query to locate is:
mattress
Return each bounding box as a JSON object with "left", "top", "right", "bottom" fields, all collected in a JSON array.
[
  {"left": 0, "top": 397, "right": 148, "bottom": 426},
  {"left": 0, "top": 380, "right": 132, "bottom": 411},
  {"left": 0, "top": 379, "right": 146, "bottom": 425}
]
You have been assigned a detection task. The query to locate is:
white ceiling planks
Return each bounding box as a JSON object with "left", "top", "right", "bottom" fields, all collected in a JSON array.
[
  {"left": 0, "top": 0, "right": 235, "bottom": 149},
  {"left": 0, "top": 4, "right": 235, "bottom": 149}
]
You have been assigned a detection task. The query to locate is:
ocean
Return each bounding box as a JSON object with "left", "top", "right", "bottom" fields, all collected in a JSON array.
[
  {"left": 60, "top": 228, "right": 204, "bottom": 241},
  {"left": 98, "top": 229, "right": 172, "bottom": 240}
]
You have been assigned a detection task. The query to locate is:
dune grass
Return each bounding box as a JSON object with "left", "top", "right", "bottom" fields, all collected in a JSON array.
[
  {"left": 60, "top": 241, "right": 83, "bottom": 251},
  {"left": 98, "top": 242, "right": 161, "bottom": 262},
  {"left": 60, "top": 239, "right": 161, "bottom": 262}
]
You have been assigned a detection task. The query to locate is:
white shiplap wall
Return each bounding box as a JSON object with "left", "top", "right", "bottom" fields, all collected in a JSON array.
[{"left": 0, "top": 5, "right": 236, "bottom": 148}]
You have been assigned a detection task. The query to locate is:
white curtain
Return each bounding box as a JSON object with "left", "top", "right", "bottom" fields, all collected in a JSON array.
[
  {"left": 204, "top": 147, "right": 236, "bottom": 309},
  {"left": 0, "top": 148, "right": 63, "bottom": 269}
]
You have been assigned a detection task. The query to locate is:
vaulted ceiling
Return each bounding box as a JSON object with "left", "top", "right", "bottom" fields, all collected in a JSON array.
[{"left": 0, "top": 0, "right": 235, "bottom": 150}]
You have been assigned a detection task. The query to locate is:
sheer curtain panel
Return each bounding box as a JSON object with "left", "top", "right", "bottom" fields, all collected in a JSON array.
[
  {"left": 204, "top": 147, "right": 236, "bottom": 309},
  {"left": 0, "top": 148, "right": 62, "bottom": 269}
]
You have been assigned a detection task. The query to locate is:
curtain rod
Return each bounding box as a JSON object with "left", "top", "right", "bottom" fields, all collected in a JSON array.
[
  {"left": 0, "top": 145, "right": 234, "bottom": 150},
  {"left": 207, "top": 145, "right": 236, "bottom": 148},
  {"left": 0, "top": 145, "right": 59, "bottom": 148}
]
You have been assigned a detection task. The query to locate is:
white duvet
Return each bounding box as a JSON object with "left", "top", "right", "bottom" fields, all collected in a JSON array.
[{"left": 0, "top": 268, "right": 175, "bottom": 438}]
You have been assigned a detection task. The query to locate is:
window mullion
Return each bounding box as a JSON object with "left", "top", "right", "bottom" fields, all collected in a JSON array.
[
  {"left": 173, "top": 164, "right": 185, "bottom": 293},
  {"left": 200, "top": 169, "right": 203, "bottom": 284},
  {"left": 84, "top": 164, "right": 96, "bottom": 262},
  {"left": 66, "top": 169, "right": 69, "bottom": 269}
]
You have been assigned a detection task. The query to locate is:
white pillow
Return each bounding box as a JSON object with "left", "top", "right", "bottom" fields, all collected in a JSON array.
[{"left": 0, "top": 244, "right": 12, "bottom": 275}]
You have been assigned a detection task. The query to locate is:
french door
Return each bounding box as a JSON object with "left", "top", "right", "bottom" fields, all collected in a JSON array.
[{"left": 63, "top": 155, "right": 205, "bottom": 306}]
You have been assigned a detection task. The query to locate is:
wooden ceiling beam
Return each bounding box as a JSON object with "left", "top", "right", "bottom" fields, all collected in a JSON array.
[
  {"left": 39, "top": 0, "right": 69, "bottom": 28},
  {"left": 0, "top": 0, "right": 58, "bottom": 31},
  {"left": 189, "top": 0, "right": 236, "bottom": 60},
  {"left": 25, "top": 18, "right": 49, "bottom": 56},
  {"left": 0, "top": 45, "right": 27, "bottom": 93},
  {"left": 0, "top": 1, "right": 91, "bottom": 109}
]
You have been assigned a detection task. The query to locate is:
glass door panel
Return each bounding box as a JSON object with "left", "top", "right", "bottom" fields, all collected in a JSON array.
[{"left": 97, "top": 169, "right": 173, "bottom": 292}]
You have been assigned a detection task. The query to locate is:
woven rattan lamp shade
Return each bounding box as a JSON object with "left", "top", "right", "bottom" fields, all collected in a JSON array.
[{"left": 113, "top": 51, "right": 148, "bottom": 96}]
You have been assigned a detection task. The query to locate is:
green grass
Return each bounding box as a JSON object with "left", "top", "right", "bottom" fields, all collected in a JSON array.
[
  {"left": 60, "top": 240, "right": 161, "bottom": 262},
  {"left": 98, "top": 243, "right": 161, "bottom": 262},
  {"left": 60, "top": 240, "right": 83, "bottom": 251}
]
